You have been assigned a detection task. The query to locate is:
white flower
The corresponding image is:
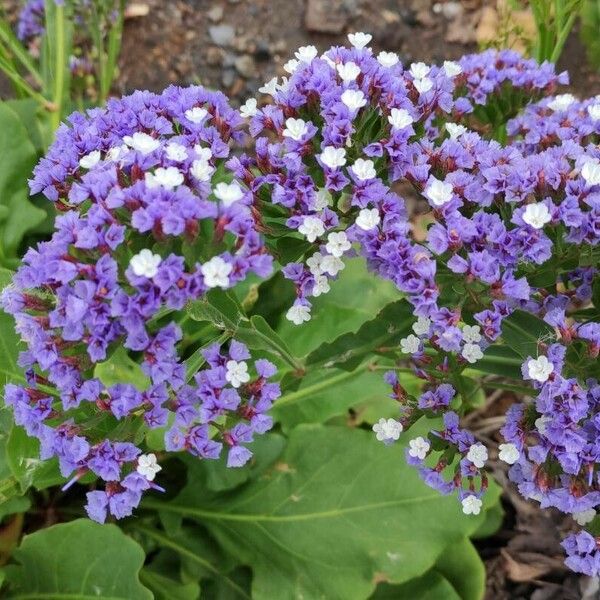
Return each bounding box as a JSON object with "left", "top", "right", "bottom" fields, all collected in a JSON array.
[
  {"left": 388, "top": 108, "right": 414, "bottom": 130},
  {"left": 259, "top": 77, "right": 278, "bottom": 95},
  {"left": 462, "top": 325, "right": 481, "bottom": 344},
  {"left": 587, "top": 104, "right": 600, "bottom": 121},
  {"left": 194, "top": 146, "right": 212, "bottom": 163},
  {"left": 295, "top": 45, "right": 318, "bottom": 63},
  {"left": 311, "top": 275, "right": 330, "bottom": 297},
  {"left": 123, "top": 132, "right": 160, "bottom": 155},
  {"left": 283, "top": 117, "right": 308, "bottom": 141},
  {"left": 410, "top": 62, "right": 430, "bottom": 79},
  {"left": 573, "top": 509, "right": 596, "bottom": 526},
  {"left": 321, "top": 53, "right": 336, "bottom": 69},
  {"left": 79, "top": 150, "right": 101, "bottom": 169},
  {"left": 462, "top": 343, "right": 483, "bottom": 364},
  {"left": 467, "top": 443, "right": 488, "bottom": 468},
  {"left": 522, "top": 203, "right": 552, "bottom": 229},
  {"left": 581, "top": 159, "right": 600, "bottom": 186},
  {"left": 130, "top": 249, "right": 162, "bottom": 278},
  {"left": 320, "top": 255, "right": 345, "bottom": 276},
  {"left": 137, "top": 453, "right": 161, "bottom": 481},
  {"left": 348, "top": 31, "right": 372, "bottom": 49},
  {"left": 400, "top": 334, "right": 421, "bottom": 354},
  {"left": 412, "top": 316, "right": 431, "bottom": 336},
  {"left": 240, "top": 98, "right": 259, "bottom": 119},
  {"left": 355, "top": 208, "right": 380, "bottom": 231},
  {"left": 314, "top": 189, "right": 330, "bottom": 211},
  {"left": 498, "top": 443, "right": 520, "bottom": 465},
  {"left": 351, "top": 158, "right": 376, "bottom": 181},
  {"left": 337, "top": 61, "right": 360, "bottom": 82},
  {"left": 424, "top": 177, "right": 453, "bottom": 207},
  {"left": 191, "top": 159, "right": 214, "bottom": 182},
  {"left": 461, "top": 495, "right": 482, "bottom": 515},
  {"left": 443, "top": 60, "right": 462, "bottom": 77},
  {"left": 298, "top": 216, "right": 325, "bottom": 242},
  {"left": 325, "top": 231, "right": 351, "bottom": 257},
  {"left": 284, "top": 59, "right": 299, "bottom": 74},
  {"left": 372, "top": 417, "right": 403, "bottom": 444},
  {"left": 286, "top": 303, "right": 311, "bottom": 325},
  {"left": 377, "top": 51, "right": 399, "bottom": 67},
  {"left": 527, "top": 355, "right": 554, "bottom": 383},
  {"left": 225, "top": 359, "right": 250, "bottom": 388},
  {"left": 165, "top": 142, "right": 188, "bottom": 162},
  {"left": 201, "top": 256, "right": 233, "bottom": 288},
  {"left": 214, "top": 181, "right": 244, "bottom": 206},
  {"left": 413, "top": 78, "right": 433, "bottom": 95},
  {"left": 341, "top": 89, "right": 367, "bottom": 112},
  {"left": 185, "top": 106, "right": 208, "bottom": 123},
  {"left": 535, "top": 415, "right": 550, "bottom": 435},
  {"left": 408, "top": 436, "right": 430, "bottom": 459},
  {"left": 106, "top": 144, "right": 128, "bottom": 162},
  {"left": 547, "top": 93, "right": 576, "bottom": 112},
  {"left": 145, "top": 166, "right": 184, "bottom": 190},
  {"left": 319, "top": 146, "right": 346, "bottom": 169},
  {"left": 445, "top": 123, "right": 468, "bottom": 139},
  {"left": 306, "top": 252, "right": 324, "bottom": 275}
]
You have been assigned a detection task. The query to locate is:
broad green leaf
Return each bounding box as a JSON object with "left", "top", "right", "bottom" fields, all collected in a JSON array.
[
  {"left": 0, "top": 104, "right": 46, "bottom": 265},
  {"left": 94, "top": 347, "right": 151, "bottom": 390},
  {"left": 3, "top": 519, "right": 152, "bottom": 599},
  {"left": 146, "top": 425, "right": 500, "bottom": 600},
  {"left": 471, "top": 344, "right": 523, "bottom": 379},
  {"left": 371, "top": 571, "right": 461, "bottom": 599},
  {"left": 434, "top": 538, "right": 485, "bottom": 600},
  {"left": 272, "top": 366, "right": 422, "bottom": 432},
  {"left": 139, "top": 569, "right": 200, "bottom": 600},
  {"left": 187, "top": 289, "right": 245, "bottom": 331},
  {"left": 501, "top": 309, "right": 555, "bottom": 359},
  {"left": 6, "top": 426, "right": 63, "bottom": 493},
  {"left": 276, "top": 259, "right": 400, "bottom": 357},
  {"left": 472, "top": 500, "right": 504, "bottom": 540},
  {"left": 305, "top": 299, "right": 414, "bottom": 370},
  {"left": 0, "top": 269, "right": 24, "bottom": 387},
  {"left": 0, "top": 496, "right": 30, "bottom": 523}
]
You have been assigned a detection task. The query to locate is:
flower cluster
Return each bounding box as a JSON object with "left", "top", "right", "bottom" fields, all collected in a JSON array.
[
  {"left": 16, "top": 0, "right": 45, "bottom": 43},
  {"left": 2, "top": 31, "right": 600, "bottom": 574},
  {"left": 232, "top": 34, "right": 598, "bottom": 573},
  {"left": 2, "top": 84, "right": 273, "bottom": 521}
]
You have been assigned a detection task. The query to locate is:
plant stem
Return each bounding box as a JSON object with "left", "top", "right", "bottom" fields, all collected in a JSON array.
[{"left": 51, "top": 3, "right": 66, "bottom": 132}]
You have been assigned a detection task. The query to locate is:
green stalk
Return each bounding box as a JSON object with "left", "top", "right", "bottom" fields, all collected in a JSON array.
[
  {"left": 0, "top": 19, "right": 43, "bottom": 86},
  {"left": 51, "top": 2, "right": 66, "bottom": 132},
  {"left": 101, "top": 0, "right": 126, "bottom": 103}
]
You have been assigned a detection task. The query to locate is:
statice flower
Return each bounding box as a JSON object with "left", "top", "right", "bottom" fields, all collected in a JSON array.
[
  {"left": 2, "top": 85, "right": 274, "bottom": 522},
  {"left": 16, "top": 0, "right": 45, "bottom": 43}
]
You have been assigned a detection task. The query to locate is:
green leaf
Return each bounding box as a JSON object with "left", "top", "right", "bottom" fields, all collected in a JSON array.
[
  {"left": 146, "top": 425, "right": 500, "bottom": 600},
  {"left": 501, "top": 309, "right": 555, "bottom": 359},
  {"left": 3, "top": 519, "right": 152, "bottom": 599},
  {"left": 6, "top": 426, "right": 63, "bottom": 493},
  {"left": 94, "top": 346, "right": 151, "bottom": 390},
  {"left": 434, "top": 538, "right": 485, "bottom": 600},
  {"left": 187, "top": 289, "right": 245, "bottom": 331},
  {"left": 139, "top": 569, "right": 200, "bottom": 600},
  {"left": 0, "top": 103, "right": 46, "bottom": 265},
  {"left": 305, "top": 299, "right": 414, "bottom": 370},
  {"left": 371, "top": 538, "right": 486, "bottom": 599},
  {"left": 272, "top": 366, "right": 422, "bottom": 432},
  {"left": 276, "top": 258, "right": 400, "bottom": 357},
  {"left": 370, "top": 571, "right": 461, "bottom": 599},
  {"left": 471, "top": 344, "right": 523, "bottom": 379}
]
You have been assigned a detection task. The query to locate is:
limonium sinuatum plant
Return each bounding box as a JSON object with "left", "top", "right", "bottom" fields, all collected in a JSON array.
[{"left": 2, "top": 32, "right": 600, "bottom": 575}]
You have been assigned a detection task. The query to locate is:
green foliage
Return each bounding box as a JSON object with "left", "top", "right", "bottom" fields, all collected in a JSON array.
[
  {"left": 581, "top": 0, "right": 600, "bottom": 70},
  {"left": 145, "top": 425, "right": 500, "bottom": 600},
  {"left": 2, "top": 519, "right": 152, "bottom": 599},
  {"left": 0, "top": 105, "right": 46, "bottom": 268}
]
